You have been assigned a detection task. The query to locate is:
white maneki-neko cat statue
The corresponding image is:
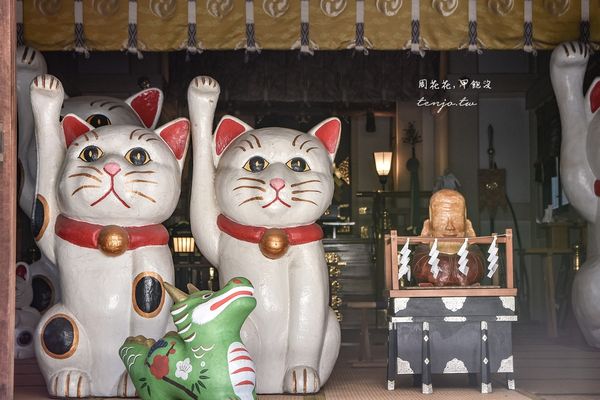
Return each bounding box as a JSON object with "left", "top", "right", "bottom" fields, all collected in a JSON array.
[
  {"left": 17, "top": 45, "right": 164, "bottom": 316},
  {"left": 29, "top": 74, "right": 188, "bottom": 397},
  {"left": 187, "top": 76, "right": 341, "bottom": 394},
  {"left": 551, "top": 41, "right": 600, "bottom": 348}
]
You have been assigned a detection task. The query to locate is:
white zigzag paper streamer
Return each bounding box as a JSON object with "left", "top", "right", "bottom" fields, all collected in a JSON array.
[
  {"left": 428, "top": 238, "right": 440, "bottom": 279},
  {"left": 458, "top": 238, "right": 469, "bottom": 275},
  {"left": 487, "top": 234, "right": 499, "bottom": 278},
  {"left": 398, "top": 238, "right": 411, "bottom": 281}
]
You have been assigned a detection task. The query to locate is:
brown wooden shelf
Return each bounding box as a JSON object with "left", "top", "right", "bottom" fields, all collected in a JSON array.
[{"left": 387, "top": 288, "right": 518, "bottom": 298}]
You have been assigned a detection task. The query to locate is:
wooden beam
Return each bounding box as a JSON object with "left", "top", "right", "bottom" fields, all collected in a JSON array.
[
  {"left": 387, "top": 288, "right": 518, "bottom": 298},
  {"left": 0, "top": 0, "right": 17, "bottom": 397}
]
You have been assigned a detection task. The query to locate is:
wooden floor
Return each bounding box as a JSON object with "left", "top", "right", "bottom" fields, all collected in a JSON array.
[{"left": 14, "top": 322, "right": 600, "bottom": 399}]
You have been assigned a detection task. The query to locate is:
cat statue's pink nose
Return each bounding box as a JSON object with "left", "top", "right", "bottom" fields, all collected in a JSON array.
[
  {"left": 103, "top": 162, "right": 121, "bottom": 176},
  {"left": 270, "top": 178, "right": 285, "bottom": 191}
]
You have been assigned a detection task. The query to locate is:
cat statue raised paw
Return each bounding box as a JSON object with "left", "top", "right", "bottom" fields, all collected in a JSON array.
[
  {"left": 188, "top": 76, "right": 341, "bottom": 394},
  {"left": 551, "top": 41, "right": 600, "bottom": 348},
  {"left": 15, "top": 262, "right": 42, "bottom": 359},
  {"left": 120, "top": 277, "right": 257, "bottom": 400},
  {"left": 30, "top": 74, "right": 189, "bottom": 397}
]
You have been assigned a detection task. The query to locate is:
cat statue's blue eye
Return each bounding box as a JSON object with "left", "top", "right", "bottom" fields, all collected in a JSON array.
[
  {"left": 125, "top": 147, "right": 151, "bottom": 166},
  {"left": 78, "top": 146, "right": 104, "bottom": 163},
  {"left": 85, "top": 114, "right": 111, "bottom": 128},
  {"left": 286, "top": 157, "right": 310, "bottom": 172},
  {"left": 243, "top": 156, "right": 269, "bottom": 173}
]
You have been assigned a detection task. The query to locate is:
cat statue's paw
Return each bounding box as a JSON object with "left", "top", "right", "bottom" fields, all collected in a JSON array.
[
  {"left": 552, "top": 41, "right": 589, "bottom": 68},
  {"left": 30, "top": 74, "right": 63, "bottom": 96},
  {"left": 48, "top": 369, "right": 90, "bottom": 398},
  {"left": 189, "top": 76, "right": 220, "bottom": 98},
  {"left": 283, "top": 366, "right": 320, "bottom": 394},
  {"left": 117, "top": 371, "right": 137, "bottom": 397}
]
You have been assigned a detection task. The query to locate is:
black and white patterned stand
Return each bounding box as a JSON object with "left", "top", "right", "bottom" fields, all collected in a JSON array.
[{"left": 386, "top": 295, "right": 517, "bottom": 394}]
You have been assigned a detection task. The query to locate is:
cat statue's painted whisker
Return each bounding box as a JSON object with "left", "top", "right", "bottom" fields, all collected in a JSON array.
[
  {"left": 188, "top": 76, "right": 341, "bottom": 394},
  {"left": 30, "top": 74, "right": 189, "bottom": 398}
]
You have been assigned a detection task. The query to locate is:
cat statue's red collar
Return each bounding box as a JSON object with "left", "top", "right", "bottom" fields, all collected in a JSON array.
[
  {"left": 217, "top": 214, "right": 323, "bottom": 259},
  {"left": 55, "top": 214, "right": 169, "bottom": 256}
]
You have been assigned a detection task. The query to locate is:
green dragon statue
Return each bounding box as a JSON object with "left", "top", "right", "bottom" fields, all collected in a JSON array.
[{"left": 119, "top": 277, "right": 257, "bottom": 400}]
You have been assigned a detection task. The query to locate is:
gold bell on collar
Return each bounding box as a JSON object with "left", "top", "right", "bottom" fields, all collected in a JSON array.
[
  {"left": 259, "top": 228, "right": 289, "bottom": 259},
  {"left": 98, "top": 225, "right": 129, "bottom": 256}
]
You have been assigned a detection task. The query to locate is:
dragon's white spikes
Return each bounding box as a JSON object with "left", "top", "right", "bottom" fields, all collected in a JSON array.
[
  {"left": 458, "top": 238, "right": 469, "bottom": 275},
  {"left": 487, "top": 234, "right": 499, "bottom": 278},
  {"left": 428, "top": 238, "right": 440, "bottom": 279},
  {"left": 398, "top": 238, "right": 411, "bottom": 281}
]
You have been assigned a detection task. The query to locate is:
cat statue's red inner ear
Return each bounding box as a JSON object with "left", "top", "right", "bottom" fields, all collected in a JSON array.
[
  {"left": 313, "top": 119, "right": 341, "bottom": 155},
  {"left": 62, "top": 114, "right": 93, "bottom": 147},
  {"left": 128, "top": 88, "right": 162, "bottom": 128},
  {"left": 16, "top": 263, "right": 28, "bottom": 280},
  {"left": 215, "top": 117, "right": 251, "bottom": 156},
  {"left": 590, "top": 81, "right": 600, "bottom": 113},
  {"left": 158, "top": 119, "right": 190, "bottom": 160}
]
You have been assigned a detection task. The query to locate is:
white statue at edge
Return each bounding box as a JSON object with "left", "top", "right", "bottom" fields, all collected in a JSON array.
[
  {"left": 187, "top": 76, "right": 341, "bottom": 394},
  {"left": 30, "top": 74, "right": 189, "bottom": 397},
  {"left": 551, "top": 41, "right": 600, "bottom": 347}
]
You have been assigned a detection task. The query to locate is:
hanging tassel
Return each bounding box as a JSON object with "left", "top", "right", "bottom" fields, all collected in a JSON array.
[
  {"left": 428, "top": 238, "right": 440, "bottom": 279},
  {"left": 404, "top": 0, "right": 427, "bottom": 57},
  {"left": 291, "top": 0, "right": 317, "bottom": 56},
  {"left": 347, "top": 0, "right": 372, "bottom": 55},
  {"left": 74, "top": 0, "right": 90, "bottom": 57},
  {"left": 126, "top": 0, "right": 143, "bottom": 59},
  {"left": 457, "top": 238, "right": 469, "bottom": 276},
  {"left": 236, "top": 0, "right": 261, "bottom": 60},
  {"left": 487, "top": 234, "right": 499, "bottom": 278},
  {"left": 523, "top": 0, "right": 536, "bottom": 54},
  {"left": 184, "top": 0, "right": 203, "bottom": 59},
  {"left": 459, "top": 0, "right": 483, "bottom": 54},
  {"left": 579, "top": 0, "right": 597, "bottom": 51},
  {"left": 398, "top": 238, "right": 411, "bottom": 281},
  {"left": 16, "top": 0, "right": 24, "bottom": 47}
]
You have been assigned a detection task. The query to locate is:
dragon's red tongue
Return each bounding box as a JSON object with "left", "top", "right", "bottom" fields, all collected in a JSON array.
[{"left": 210, "top": 290, "right": 253, "bottom": 311}]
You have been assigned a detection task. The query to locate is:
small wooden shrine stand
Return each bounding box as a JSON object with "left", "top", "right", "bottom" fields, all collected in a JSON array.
[{"left": 384, "top": 229, "right": 518, "bottom": 394}]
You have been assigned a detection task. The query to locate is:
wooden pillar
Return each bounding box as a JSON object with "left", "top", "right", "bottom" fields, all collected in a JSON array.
[{"left": 0, "top": 0, "right": 17, "bottom": 397}]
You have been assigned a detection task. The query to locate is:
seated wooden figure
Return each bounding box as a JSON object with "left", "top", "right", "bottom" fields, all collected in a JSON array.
[{"left": 411, "top": 189, "right": 484, "bottom": 286}]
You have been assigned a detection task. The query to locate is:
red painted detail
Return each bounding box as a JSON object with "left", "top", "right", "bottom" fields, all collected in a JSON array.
[
  {"left": 130, "top": 89, "right": 161, "bottom": 128},
  {"left": 261, "top": 195, "right": 291, "bottom": 209},
  {"left": 16, "top": 264, "right": 28, "bottom": 280},
  {"left": 591, "top": 81, "right": 600, "bottom": 113},
  {"left": 169, "top": 349, "right": 176, "bottom": 354},
  {"left": 232, "top": 367, "right": 255, "bottom": 374},
  {"left": 215, "top": 117, "right": 250, "bottom": 156},
  {"left": 217, "top": 214, "right": 323, "bottom": 245},
  {"left": 313, "top": 119, "right": 341, "bottom": 154},
  {"left": 149, "top": 355, "right": 169, "bottom": 380},
  {"left": 210, "top": 290, "right": 253, "bottom": 311},
  {"left": 230, "top": 355, "right": 252, "bottom": 363},
  {"left": 230, "top": 347, "right": 247, "bottom": 353},
  {"left": 62, "top": 114, "right": 92, "bottom": 147},
  {"left": 90, "top": 178, "right": 130, "bottom": 208},
  {"left": 235, "top": 380, "right": 255, "bottom": 387},
  {"left": 55, "top": 214, "right": 169, "bottom": 251},
  {"left": 232, "top": 278, "right": 242, "bottom": 284},
  {"left": 159, "top": 119, "right": 190, "bottom": 160},
  {"left": 595, "top": 180, "right": 600, "bottom": 196}
]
